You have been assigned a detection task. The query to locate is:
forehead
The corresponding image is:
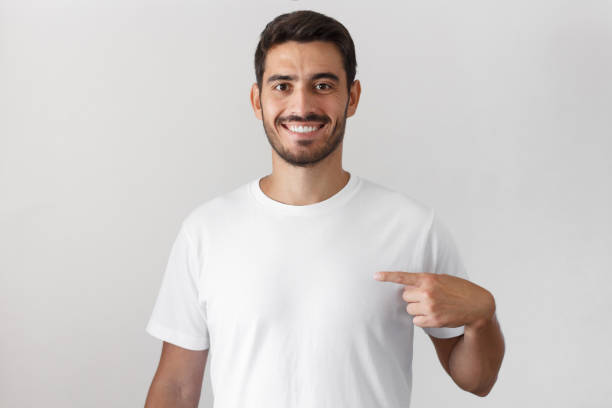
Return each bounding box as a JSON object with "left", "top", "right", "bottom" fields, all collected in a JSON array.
[{"left": 264, "top": 40, "right": 344, "bottom": 80}]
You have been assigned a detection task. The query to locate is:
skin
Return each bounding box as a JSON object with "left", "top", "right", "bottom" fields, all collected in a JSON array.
[
  {"left": 250, "top": 40, "right": 505, "bottom": 397},
  {"left": 145, "top": 342, "right": 208, "bottom": 407},
  {"left": 373, "top": 271, "right": 505, "bottom": 396},
  {"left": 250, "top": 40, "right": 361, "bottom": 205}
]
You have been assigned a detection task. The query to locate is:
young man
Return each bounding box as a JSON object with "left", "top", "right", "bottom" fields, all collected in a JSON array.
[{"left": 145, "top": 10, "right": 504, "bottom": 408}]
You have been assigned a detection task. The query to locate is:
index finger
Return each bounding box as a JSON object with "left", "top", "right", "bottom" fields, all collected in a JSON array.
[{"left": 373, "top": 271, "right": 423, "bottom": 286}]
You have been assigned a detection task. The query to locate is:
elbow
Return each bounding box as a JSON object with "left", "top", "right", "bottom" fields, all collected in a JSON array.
[
  {"left": 472, "top": 387, "right": 491, "bottom": 398},
  {"left": 467, "top": 373, "right": 498, "bottom": 398}
]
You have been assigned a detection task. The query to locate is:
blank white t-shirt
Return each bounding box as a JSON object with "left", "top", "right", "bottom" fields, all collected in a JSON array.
[{"left": 146, "top": 172, "right": 469, "bottom": 408}]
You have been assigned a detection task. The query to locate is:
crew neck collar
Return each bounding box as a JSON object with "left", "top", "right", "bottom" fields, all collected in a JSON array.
[{"left": 249, "top": 172, "right": 362, "bottom": 216}]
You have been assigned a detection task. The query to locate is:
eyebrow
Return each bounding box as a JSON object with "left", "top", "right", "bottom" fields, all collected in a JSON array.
[{"left": 266, "top": 72, "right": 340, "bottom": 84}]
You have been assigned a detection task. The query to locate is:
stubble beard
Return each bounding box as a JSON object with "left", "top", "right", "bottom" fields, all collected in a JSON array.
[{"left": 261, "top": 99, "right": 349, "bottom": 168}]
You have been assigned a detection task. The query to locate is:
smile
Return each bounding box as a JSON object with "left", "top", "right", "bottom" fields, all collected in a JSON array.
[{"left": 281, "top": 122, "right": 326, "bottom": 137}]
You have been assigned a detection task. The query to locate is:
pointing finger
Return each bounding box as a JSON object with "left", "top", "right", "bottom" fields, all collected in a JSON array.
[{"left": 373, "top": 271, "right": 423, "bottom": 286}]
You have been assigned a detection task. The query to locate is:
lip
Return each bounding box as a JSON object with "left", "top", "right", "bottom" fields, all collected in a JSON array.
[{"left": 280, "top": 122, "right": 327, "bottom": 138}]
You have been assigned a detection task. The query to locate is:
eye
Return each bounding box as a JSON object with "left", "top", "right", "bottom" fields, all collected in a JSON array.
[
  {"left": 315, "top": 83, "right": 333, "bottom": 90},
  {"left": 274, "top": 83, "right": 289, "bottom": 91}
]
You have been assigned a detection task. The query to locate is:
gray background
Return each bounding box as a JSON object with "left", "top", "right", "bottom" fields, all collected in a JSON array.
[{"left": 1, "top": 0, "right": 611, "bottom": 407}]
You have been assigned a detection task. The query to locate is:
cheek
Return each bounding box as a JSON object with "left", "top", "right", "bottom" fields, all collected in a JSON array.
[
  {"left": 322, "top": 99, "right": 346, "bottom": 118},
  {"left": 262, "top": 104, "right": 281, "bottom": 122}
]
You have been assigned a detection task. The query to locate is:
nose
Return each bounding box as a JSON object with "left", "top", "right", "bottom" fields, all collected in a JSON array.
[{"left": 288, "top": 84, "right": 317, "bottom": 119}]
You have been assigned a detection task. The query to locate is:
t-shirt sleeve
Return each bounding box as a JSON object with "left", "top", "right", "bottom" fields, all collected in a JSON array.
[
  {"left": 145, "top": 224, "right": 210, "bottom": 350},
  {"left": 420, "top": 210, "right": 470, "bottom": 339}
]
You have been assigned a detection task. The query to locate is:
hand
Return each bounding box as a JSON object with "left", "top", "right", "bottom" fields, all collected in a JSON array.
[{"left": 373, "top": 271, "right": 495, "bottom": 329}]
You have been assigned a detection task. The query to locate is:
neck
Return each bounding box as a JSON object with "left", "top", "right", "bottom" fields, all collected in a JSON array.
[{"left": 259, "top": 167, "right": 350, "bottom": 206}]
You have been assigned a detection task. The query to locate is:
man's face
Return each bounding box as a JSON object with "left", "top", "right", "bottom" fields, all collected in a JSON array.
[{"left": 251, "top": 40, "right": 360, "bottom": 167}]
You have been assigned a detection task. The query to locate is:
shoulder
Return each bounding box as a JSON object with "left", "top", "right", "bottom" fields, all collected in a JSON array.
[
  {"left": 179, "top": 178, "right": 253, "bottom": 242},
  {"left": 358, "top": 175, "right": 434, "bottom": 223}
]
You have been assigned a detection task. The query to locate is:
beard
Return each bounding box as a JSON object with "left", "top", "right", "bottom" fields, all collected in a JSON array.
[{"left": 261, "top": 99, "right": 349, "bottom": 168}]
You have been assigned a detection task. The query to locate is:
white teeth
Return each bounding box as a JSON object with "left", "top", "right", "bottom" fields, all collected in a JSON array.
[{"left": 287, "top": 124, "right": 322, "bottom": 133}]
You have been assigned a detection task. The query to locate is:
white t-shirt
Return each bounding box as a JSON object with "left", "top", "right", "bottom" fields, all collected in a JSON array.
[{"left": 146, "top": 172, "right": 469, "bottom": 408}]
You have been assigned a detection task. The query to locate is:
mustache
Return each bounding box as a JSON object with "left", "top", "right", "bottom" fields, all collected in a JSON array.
[{"left": 278, "top": 114, "right": 329, "bottom": 124}]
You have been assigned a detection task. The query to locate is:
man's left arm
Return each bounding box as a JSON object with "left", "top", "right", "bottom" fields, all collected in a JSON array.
[
  {"left": 373, "top": 271, "right": 505, "bottom": 397},
  {"left": 429, "top": 306, "right": 505, "bottom": 396}
]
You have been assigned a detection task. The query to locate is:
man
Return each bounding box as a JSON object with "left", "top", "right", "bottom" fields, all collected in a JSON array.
[{"left": 145, "top": 9, "right": 504, "bottom": 408}]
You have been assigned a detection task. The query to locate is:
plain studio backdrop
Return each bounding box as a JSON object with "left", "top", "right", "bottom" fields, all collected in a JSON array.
[{"left": 1, "top": 0, "right": 611, "bottom": 407}]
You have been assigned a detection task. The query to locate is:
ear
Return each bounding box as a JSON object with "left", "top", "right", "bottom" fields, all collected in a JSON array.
[
  {"left": 250, "top": 82, "right": 263, "bottom": 120},
  {"left": 346, "top": 79, "right": 361, "bottom": 119}
]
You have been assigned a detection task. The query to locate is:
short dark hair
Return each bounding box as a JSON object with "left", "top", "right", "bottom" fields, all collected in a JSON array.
[{"left": 254, "top": 10, "right": 357, "bottom": 93}]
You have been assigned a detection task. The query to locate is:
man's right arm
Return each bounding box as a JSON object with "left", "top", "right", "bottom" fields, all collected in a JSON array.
[{"left": 145, "top": 341, "right": 209, "bottom": 408}]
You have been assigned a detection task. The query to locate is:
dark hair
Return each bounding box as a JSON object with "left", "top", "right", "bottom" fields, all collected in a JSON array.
[{"left": 254, "top": 10, "right": 357, "bottom": 93}]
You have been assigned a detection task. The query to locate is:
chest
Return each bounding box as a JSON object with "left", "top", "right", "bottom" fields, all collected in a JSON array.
[{"left": 201, "top": 216, "right": 420, "bottom": 336}]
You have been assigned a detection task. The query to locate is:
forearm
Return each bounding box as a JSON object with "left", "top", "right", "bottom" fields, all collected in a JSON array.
[
  {"left": 144, "top": 380, "right": 200, "bottom": 408},
  {"left": 449, "top": 311, "right": 505, "bottom": 396}
]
